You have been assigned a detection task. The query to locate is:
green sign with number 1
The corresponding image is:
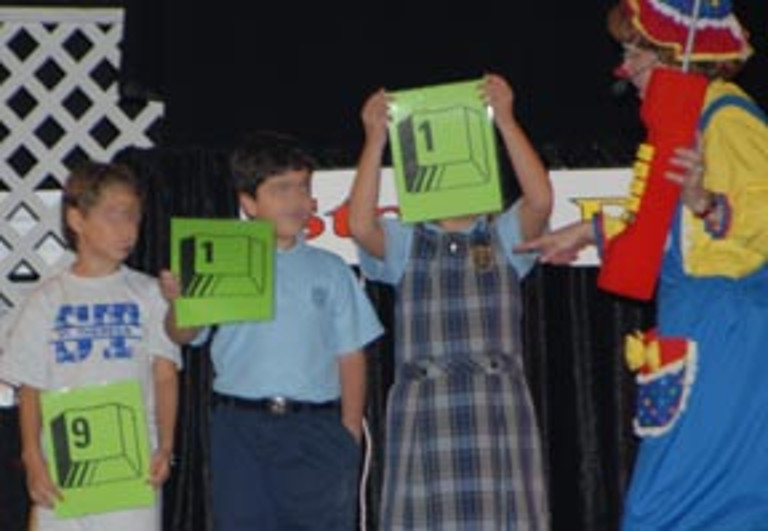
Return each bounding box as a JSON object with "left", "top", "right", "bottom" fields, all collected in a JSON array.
[
  {"left": 171, "top": 217, "right": 275, "bottom": 327},
  {"left": 388, "top": 78, "right": 503, "bottom": 223}
]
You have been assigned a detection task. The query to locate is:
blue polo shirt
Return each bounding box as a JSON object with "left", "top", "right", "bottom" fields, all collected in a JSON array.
[{"left": 201, "top": 239, "right": 383, "bottom": 402}]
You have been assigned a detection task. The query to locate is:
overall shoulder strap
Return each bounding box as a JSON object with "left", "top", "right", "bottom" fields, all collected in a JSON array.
[{"left": 699, "top": 94, "right": 768, "bottom": 130}]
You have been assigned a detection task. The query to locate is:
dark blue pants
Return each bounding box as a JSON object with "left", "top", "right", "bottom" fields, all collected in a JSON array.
[
  {"left": 210, "top": 404, "right": 361, "bottom": 530},
  {"left": 0, "top": 407, "right": 30, "bottom": 531}
]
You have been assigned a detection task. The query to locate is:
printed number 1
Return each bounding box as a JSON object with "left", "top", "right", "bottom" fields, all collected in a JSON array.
[
  {"left": 202, "top": 241, "right": 214, "bottom": 263},
  {"left": 418, "top": 120, "right": 434, "bottom": 151}
]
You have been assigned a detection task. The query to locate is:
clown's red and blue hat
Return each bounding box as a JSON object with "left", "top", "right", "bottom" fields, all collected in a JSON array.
[{"left": 619, "top": 0, "right": 752, "bottom": 62}]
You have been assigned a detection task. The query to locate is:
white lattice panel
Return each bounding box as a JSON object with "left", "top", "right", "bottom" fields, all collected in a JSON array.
[{"left": 0, "top": 7, "right": 164, "bottom": 313}]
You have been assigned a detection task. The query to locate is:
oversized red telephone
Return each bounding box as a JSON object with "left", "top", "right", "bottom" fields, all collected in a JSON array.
[{"left": 597, "top": 68, "right": 709, "bottom": 300}]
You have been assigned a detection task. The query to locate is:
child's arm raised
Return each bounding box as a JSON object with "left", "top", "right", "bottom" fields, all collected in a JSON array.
[
  {"left": 348, "top": 89, "right": 390, "bottom": 260},
  {"left": 485, "top": 73, "right": 553, "bottom": 240}
]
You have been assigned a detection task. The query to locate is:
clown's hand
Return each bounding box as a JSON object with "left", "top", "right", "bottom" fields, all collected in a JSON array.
[{"left": 665, "top": 136, "right": 712, "bottom": 216}]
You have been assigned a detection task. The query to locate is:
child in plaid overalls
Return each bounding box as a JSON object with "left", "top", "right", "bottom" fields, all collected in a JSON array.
[{"left": 349, "top": 73, "right": 553, "bottom": 530}]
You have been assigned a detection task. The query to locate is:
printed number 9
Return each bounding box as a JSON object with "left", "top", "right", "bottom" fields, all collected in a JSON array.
[{"left": 71, "top": 417, "right": 91, "bottom": 448}]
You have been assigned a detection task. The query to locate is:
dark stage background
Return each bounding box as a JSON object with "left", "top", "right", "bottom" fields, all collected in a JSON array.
[
  {"left": 17, "top": 1, "right": 766, "bottom": 161},
  {"left": 124, "top": 1, "right": 767, "bottom": 160}
]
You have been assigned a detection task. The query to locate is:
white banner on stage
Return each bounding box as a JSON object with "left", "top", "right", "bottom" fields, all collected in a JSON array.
[{"left": 307, "top": 167, "right": 632, "bottom": 267}]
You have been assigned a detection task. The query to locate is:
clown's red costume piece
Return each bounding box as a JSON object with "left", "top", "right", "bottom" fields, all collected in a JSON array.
[{"left": 596, "top": 67, "right": 709, "bottom": 299}]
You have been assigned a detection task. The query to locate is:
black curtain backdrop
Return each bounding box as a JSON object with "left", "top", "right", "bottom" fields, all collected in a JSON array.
[{"left": 116, "top": 145, "right": 657, "bottom": 531}]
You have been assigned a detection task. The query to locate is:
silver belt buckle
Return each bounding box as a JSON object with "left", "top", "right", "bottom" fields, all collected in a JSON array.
[{"left": 269, "top": 397, "right": 288, "bottom": 415}]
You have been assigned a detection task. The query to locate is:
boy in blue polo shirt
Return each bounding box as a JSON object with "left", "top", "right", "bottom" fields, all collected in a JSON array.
[{"left": 160, "top": 131, "right": 383, "bottom": 530}]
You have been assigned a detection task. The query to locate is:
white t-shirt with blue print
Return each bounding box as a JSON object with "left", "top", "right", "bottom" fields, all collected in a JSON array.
[{"left": 0, "top": 266, "right": 182, "bottom": 444}]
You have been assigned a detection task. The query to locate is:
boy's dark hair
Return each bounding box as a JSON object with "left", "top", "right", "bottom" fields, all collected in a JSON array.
[
  {"left": 230, "top": 130, "right": 316, "bottom": 196},
  {"left": 61, "top": 161, "right": 142, "bottom": 249}
]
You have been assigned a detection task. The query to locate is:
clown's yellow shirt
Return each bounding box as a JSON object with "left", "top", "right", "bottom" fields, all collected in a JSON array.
[
  {"left": 599, "top": 80, "right": 768, "bottom": 279},
  {"left": 682, "top": 80, "right": 768, "bottom": 278}
]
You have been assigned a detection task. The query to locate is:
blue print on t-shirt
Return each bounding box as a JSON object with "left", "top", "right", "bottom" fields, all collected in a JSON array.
[{"left": 54, "top": 302, "right": 141, "bottom": 363}]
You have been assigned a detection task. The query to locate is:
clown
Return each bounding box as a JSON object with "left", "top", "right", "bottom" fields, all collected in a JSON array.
[{"left": 518, "top": 1, "right": 768, "bottom": 529}]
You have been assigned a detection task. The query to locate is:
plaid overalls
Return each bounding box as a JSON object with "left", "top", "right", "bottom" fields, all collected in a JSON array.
[{"left": 380, "top": 220, "right": 549, "bottom": 530}]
